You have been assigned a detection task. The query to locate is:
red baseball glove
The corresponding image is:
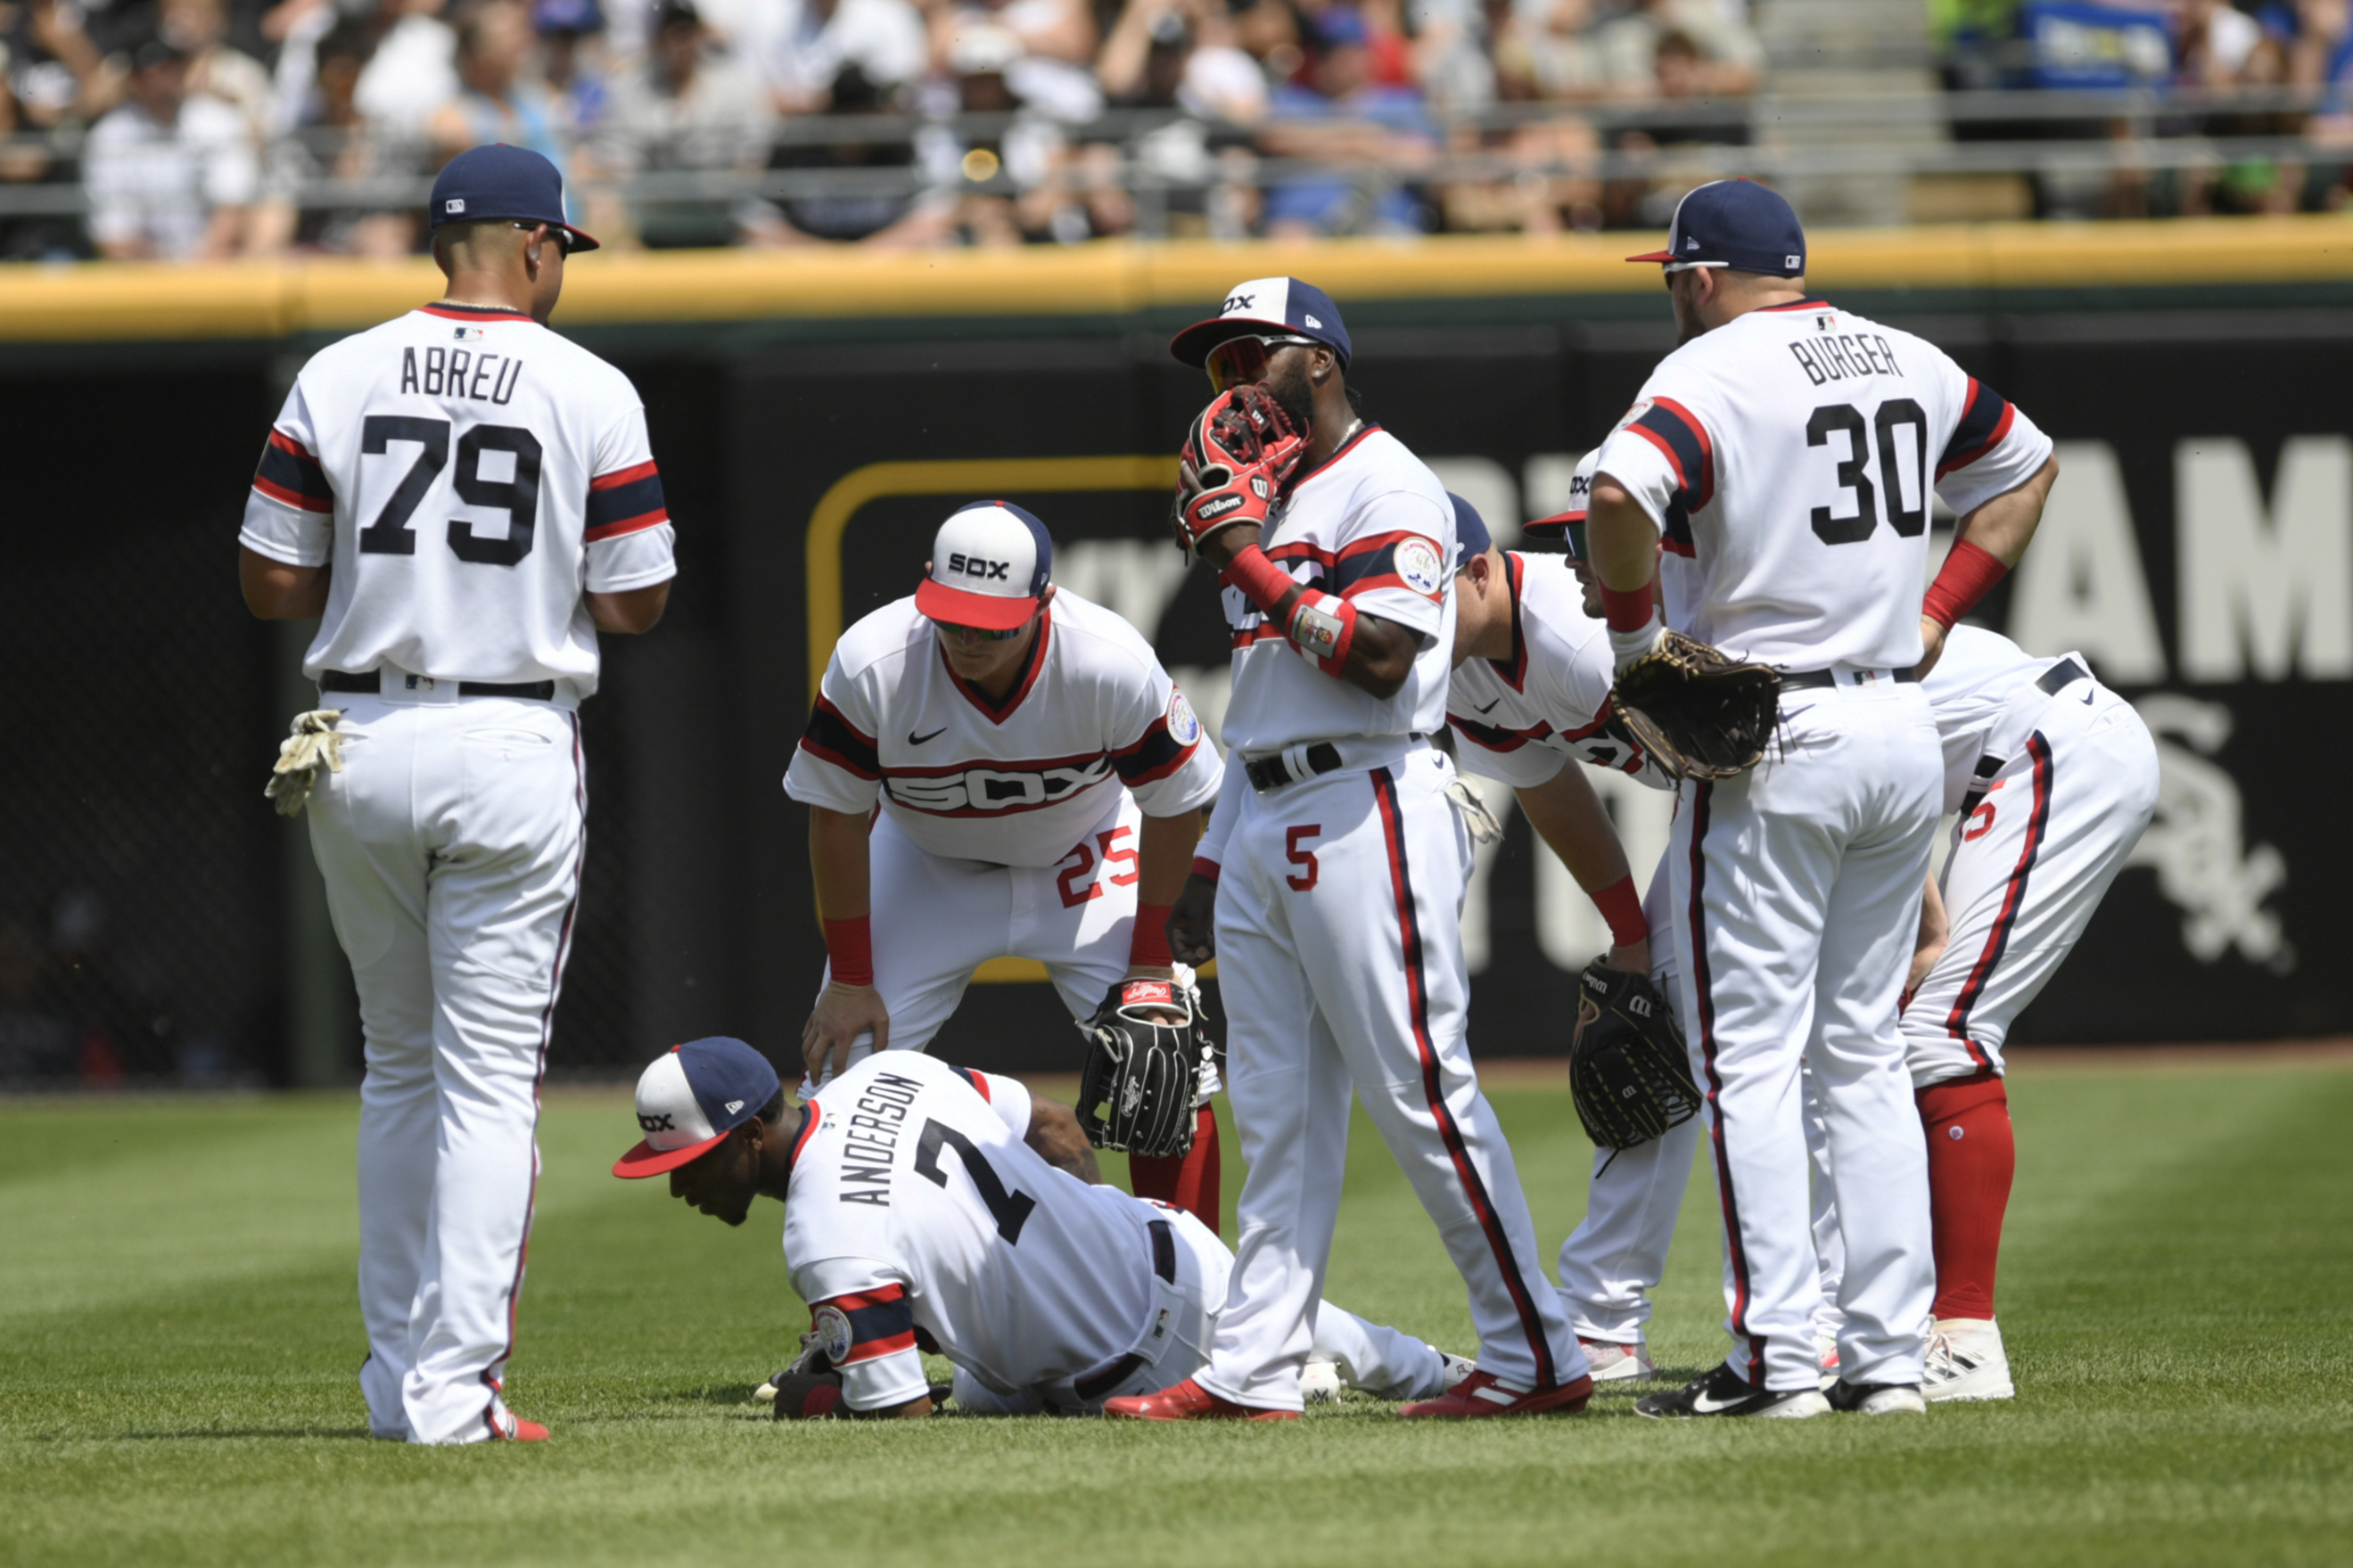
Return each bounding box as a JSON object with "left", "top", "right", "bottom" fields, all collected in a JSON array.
[{"left": 1172, "top": 385, "right": 1306, "bottom": 562}]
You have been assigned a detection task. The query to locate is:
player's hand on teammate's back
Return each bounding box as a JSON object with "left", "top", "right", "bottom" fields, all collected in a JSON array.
[
  {"left": 1913, "top": 616, "right": 1950, "bottom": 680},
  {"left": 803, "top": 982, "right": 890, "bottom": 1084},
  {"left": 1168, "top": 874, "right": 1217, "bottom": 965}
]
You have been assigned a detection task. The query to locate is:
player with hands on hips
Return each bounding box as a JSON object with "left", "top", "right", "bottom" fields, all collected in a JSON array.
[
  {"left": 612, "top": 1038, "right": 1471, "bottom": 1418},
  {"left": 1584, "top": 179, "right": 2056, "bottom": 1419},
  {"left": 238, "top": 145, "right": 675, "bottom": 1444},
  {"left": 783, "top": 502, "right": 1227, "bottom": 1227},
  {"left": 1116, "top": 278, "right": 1592, "bottom": 1422}
]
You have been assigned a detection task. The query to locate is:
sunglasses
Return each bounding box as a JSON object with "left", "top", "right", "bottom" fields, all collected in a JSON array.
[
  {"left": 934, "top": 620, "right": 1026, "bottom": 642},
  {"left": 1205, "top": 333, "right": 1319, "bottom": 393},
  {"left": 513, "top": 220, "right": 573, "bottom": 257},
  {"left": 1563, "top": 520, "right": 1588, "bottom": 559}
]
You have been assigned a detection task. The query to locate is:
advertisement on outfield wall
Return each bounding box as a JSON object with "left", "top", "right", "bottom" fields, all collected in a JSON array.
[{"left": 729, "top": 313, "right": 2347, "bottom": 1060}]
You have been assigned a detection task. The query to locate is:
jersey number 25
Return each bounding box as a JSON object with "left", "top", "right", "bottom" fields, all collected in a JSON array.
[{"left": 357, "top": 415, "right": 542, "bottom": 567}]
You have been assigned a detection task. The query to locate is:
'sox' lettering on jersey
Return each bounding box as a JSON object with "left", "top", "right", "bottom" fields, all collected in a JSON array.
[
  {"left": 884, "top": 755, "right": 1115, "bottom": 815},
  {"left": 839, "top": 1070, "right": 924, "bottom": 1207}
]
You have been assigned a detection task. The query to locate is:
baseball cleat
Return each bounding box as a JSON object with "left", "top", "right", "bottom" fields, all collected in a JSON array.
[
  {"left": 756, "top": 1329, "right": 831, "bottom": 1402},
  {"left": 1578, "top": 1337, "right": 1655, "bottom": 1383},
  {"left": 489, "top": 1407, "right": 551, "bottom": 1441},
  {"left": 1439, "top": 1351, "right": 1478, "bottom": 1390},
  {"left": 1103, "top": 1377, "right": 1298, "bottom": 1422},
  {"left": 1300, "top": 1359, "right": 1342, "bottom": 1406},
  {"left": 1922, "top": 1318, "right": 2014, "bottom": 1403},
  {"left": 1816, "top": 1330, "right": 1840, "bottom": 1391},
  {"left": 1634, "top": 1363, "right": 1831, "bottom": 1419},
  {"left": 1397, "top": 1369, "right": 1592, "bottom": 1418},
  {"left": 1825, "top": 1379, "right": 1927, "bottom": 1416}
]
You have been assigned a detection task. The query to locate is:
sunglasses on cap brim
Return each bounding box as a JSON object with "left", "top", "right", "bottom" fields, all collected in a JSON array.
[
  {"left": 1205, "top": 333, "right": 1320, "bottom": 393},
  {"left": 511, "top": 220, "right": 574, "bottom": 257}
]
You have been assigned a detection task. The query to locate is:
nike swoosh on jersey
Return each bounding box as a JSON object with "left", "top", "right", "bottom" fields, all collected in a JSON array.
[
  {"left": 909, "top": 727, "right": 948, "bottom": 744},
  {"left": 1471, "top": 697, "right": 1502, "bottom": 714}
]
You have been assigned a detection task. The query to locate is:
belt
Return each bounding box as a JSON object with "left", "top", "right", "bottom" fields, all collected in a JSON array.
[
  {"left": 2036, "top": 656, "right": 2089, "bottom": 696},
  {"left": 321, "top": 669, "right": 557, "bottom": 702},
  {"left": 1781, "top": 666, "right": 1921, "bottom": 691},
  {"left": 1071, "top": 1219, "right": 1180, "bottom": 1401},
  {"left": 1243, "top": 742, "right": 1343, "bottom": 793}
]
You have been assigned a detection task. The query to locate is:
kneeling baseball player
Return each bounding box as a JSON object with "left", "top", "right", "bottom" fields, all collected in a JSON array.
[{"left": 613, "top": 1038, "right": 1468, "bottom": 1418}]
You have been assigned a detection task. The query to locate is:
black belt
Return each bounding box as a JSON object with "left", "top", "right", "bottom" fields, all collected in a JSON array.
[
  {"left": 1242, "top": 743, "right": 1342, "bottom": 792},
  {"left": 1072, "top": 1219, "right": 1179, "bottom": 1402},
  {"left": 1781, "top": 667, "right": 1921, "bottom": 691},
  {"left": 2036, "top": 657, "right": 2089, "bottom": 696},
  {"left": 320, "top": 669, "right": 556, "bottom": 702}
]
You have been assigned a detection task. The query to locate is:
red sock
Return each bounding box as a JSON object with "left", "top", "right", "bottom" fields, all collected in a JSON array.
[
  {"left": 1918, "top": 1072, "right": 2014, "bottom": 1322},
  {"left": 1128, "top": 1105, "right": 1221, "bottom": 1238}
]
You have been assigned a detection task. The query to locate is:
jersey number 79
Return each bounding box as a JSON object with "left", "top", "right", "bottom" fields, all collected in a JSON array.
[{"left": 357, "top": 415, "right": 542, "bottom": 567}]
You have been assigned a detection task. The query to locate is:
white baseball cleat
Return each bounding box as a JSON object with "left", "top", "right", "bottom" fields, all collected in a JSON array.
[
  {"left": 1300, "top": 1359, "right": 1343, "bottom": 1405},
  {"left": 1439, "top": 1351, "right": 1478, "bottom": 1391},
  {"left": 1577, "top": 1338, "right": 1656, "bottom": 1383},
  {"left": 1826, "top": 1379, "right": 1927, "bottom": 1416},
  {"left": 1922, "top": 1318, "right": 2014, "bottom": 1402}
]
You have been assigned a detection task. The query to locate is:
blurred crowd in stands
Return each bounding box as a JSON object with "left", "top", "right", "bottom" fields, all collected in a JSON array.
[{"left": 0, "top": 0, "right": 1766, "bottom": 254}]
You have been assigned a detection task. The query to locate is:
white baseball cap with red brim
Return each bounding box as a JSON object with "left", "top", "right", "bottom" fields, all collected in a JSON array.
[
  {"left": 913, "top": 501, "right": 1056, "bottom": 632},
  {"left": 612, "top": 1037, "right": 782, "bottom": 1178}
]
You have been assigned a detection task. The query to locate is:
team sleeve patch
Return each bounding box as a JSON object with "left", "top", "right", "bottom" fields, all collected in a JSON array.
[
  {"left": 798, "top": 695, "right": 882, "bottom": 780},
  {"left": 585, "top": 459, "right": 669, "bottom": 542},
  {"left": 251, "top": 429, "right": 333, "bottom": 513},
  {"left": 813, "top": 1284, "right": 917, "bottom": 1366},
  {"left": 1938, "top": 378, "right": 2017, "bottom": 478}
]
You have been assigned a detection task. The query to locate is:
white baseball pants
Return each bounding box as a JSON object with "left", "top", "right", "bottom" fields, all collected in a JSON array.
[
  {"left": 1202, "top": 744, "right": 1584, "bottom": 1409},
  {"left": 1672, "top": 681, "right": 1942, "bottom": 1391},
  {"left": 305, "top": 690, "right": 584, "bottom": 1445}
]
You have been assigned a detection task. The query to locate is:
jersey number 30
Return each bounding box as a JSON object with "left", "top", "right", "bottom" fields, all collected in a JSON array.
[
  {"left": 1806, "top": 399, "right": 1928, "bottom": 546},
  {"left": 914, "top": 1119, "right": 1036, "bottom": 1244},
  {"left": 357, "top": 415, "right": 542, "bottom": 566}
]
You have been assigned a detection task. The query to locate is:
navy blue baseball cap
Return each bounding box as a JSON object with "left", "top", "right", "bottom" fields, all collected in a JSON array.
[
  {"left": 1171, "top": 276, "right": 1353, "bottom": 371},
  {"left": 613, "top": 1038, "right": 781, "bottom": 1178},
  {"left": 429, "top": 144, "right": 599, "bottom": 252},
  {"left": 917, "top": 500, "right": 1054, "bottom": 631},
  {"left": 1626, "top": 178, "right": 1803, "bottom": 277},
  {"left": 1449, "top": 492, "right": 1493, "bottom": 570}
]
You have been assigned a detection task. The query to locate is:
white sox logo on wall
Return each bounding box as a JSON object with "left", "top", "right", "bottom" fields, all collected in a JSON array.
[
  {"left": 889, "top": 757, "right": 1115, "bottom": 813},
  {"left": 1167, "top": 690, "right": 1202, "bottom": 747},
  {"left": 813, "top": 1304, "right": 854, "bottom": 1365},
  {"left": 1395, "top": 538, "right": 1444, "bottom": 596}
]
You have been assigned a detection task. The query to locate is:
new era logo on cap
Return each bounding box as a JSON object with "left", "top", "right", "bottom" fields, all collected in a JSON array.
[{"left": 914, "top": 500, "right": 1055, "bottom": 632}]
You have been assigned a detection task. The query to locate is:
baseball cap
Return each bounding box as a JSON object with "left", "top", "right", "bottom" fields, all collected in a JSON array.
[
  {"left": 1170, "top": 276, "right": 1353, "bottom": 371},
  {"left": 429, "top": 144, "right": 600, "bottom": 252},
  {"left": 613, "top": 1038, "right": 782, "bottom": 1178},
  {"left": 1311, "top": 5, "right": 1369, "bottom": 49},
  {"left": 1524, "top": 449, "right": 1599, "bottom": 554},
  {"left": 914, "top": 501, "right": 1054, "bottom": 632},
  {"left": 1625, "top": 178, "right": 1803, "bottom": 277},
  {"left": 1450, "top": 492, "right": 1492, "bottom": 571}
]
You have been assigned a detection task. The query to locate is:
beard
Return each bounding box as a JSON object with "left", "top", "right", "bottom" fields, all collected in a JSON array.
[{"left": 1263, "top": 359, "right": 1317, "bottom": 445}]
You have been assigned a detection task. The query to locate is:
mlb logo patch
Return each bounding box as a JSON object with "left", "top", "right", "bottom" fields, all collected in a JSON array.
[{"left": 444, "top": 197, "right": 466, "bottom": 214}]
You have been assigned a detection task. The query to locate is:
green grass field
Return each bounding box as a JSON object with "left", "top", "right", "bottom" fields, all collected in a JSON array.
[{"left": 4, "top": 1058, "right": 2350, "bottom": 1567}]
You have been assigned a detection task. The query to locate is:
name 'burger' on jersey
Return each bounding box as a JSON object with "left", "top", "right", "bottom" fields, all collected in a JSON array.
[{"left": 786, "top": 501, "right": 1224, "bottom": 867}]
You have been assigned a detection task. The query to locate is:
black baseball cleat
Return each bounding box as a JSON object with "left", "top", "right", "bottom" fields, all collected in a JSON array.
[
  {"left": 1824, "top": 1378, "right": 1927, "bottom": 1415},
  {"left": 1634, "top": 1362, "right": 1831, "bottom": 1419}
]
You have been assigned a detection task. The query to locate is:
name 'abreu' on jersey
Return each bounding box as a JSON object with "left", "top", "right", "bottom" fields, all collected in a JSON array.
[{"left": 1592, "top": 300, "right": 2053, "bottom": 673}]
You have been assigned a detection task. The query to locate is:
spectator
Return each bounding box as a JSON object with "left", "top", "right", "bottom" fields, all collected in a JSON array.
[
  {"left": 0, "top": 39, "right": 81, "bottom": 256},
  {"left": 3, "top": 0, "right": 123, "bottom": 128},
  {"left": 534, "top": 0, "right": 614, "bottom": 144},
  {"left": 1518, "top": 0, "right": 1610, "bottom": 101},
  {"left": 160, "top": 0, "right": 275, "bottom": 140},
  {"left": 251, "top": 17, "right": 422, "bottom": 253},
  {"left": 909, "top": 22, "right": 1103, "bottom": 242},
  {"left": 82, "top": 35, "right": 259, "bottom": 258},
  {"left": 356, "top": 0, "right": 458, "bottom": 135},
  {"left": 747, "top": 61, "right": 955, "bottom": 243},
  {"left": 1592, "top": 0, "right": 1761, "bottom": 97},
  {"left": 584, "top": 0, "right": 772, "bottom": 245},
  {"left": 427, "top": 0, "right": 568, "bottom": 177},
  {"left": 1258, "top": 3, "right": 1436, "bottom": 235},
  {"left": 1181, "top": 0, "right": 1271, "bottom": 119},
  {"left": 754, "top": 0, "right": 927, "bottom": 113},
  {"left": 2177, "top": 0, "right": 2265, "bottom": 85},
  {"left": 934, "top": 0, "right": 1099, "bottom": 71}
]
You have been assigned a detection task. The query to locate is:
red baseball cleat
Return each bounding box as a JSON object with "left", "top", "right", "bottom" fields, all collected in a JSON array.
[
  {"left": 1102, "top": 1377, "right": 1298, "bottom": 1422},
  {"left": 490, "top": 1407, "right": 551, "bottom": 1441},
  {"left": 1398, "top": 1369, "right": 1593, "bottom": 1418}
]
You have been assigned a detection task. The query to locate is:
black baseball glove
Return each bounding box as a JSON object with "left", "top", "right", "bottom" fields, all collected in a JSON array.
[
  {"left": 1568, "top": 961, "right": 1702, "bottom": 1153},
  {"left": 1076, "top": 976, "right": 1214, "bottom": 1159},
  {"left": 1610, "top": 629, "right": 1781, "bottom": 781}
]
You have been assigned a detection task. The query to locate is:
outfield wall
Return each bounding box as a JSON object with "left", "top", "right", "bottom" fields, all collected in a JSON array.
[{"left": 6, "top": 219, "right": 2348, "bottom": 1083}]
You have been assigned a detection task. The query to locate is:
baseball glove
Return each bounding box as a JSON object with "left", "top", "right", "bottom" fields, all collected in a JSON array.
[
  {"left": 1609, "top": 630, "right": 1781, "bottom": 781},
  {"left": 1568, "top": 961, "right": 1702, "bottom": 1153},
  {"left": 1172, "top": 385, "right": 1305, "bottom": 562},
  {"left": 1076, "top": 976, "right": 1214, "bottom": 1158}
]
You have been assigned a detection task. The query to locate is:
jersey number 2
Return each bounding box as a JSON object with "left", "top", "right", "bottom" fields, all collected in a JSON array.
[
  {"left": 358, "top": 415, "right": 543, "bottom": 567},
  {"left": 914, "top": 1119, "right": 1036, "bottom": 1244},
  {"left": 1806, "top": 399, "right": 1928, "bottom": 546}
]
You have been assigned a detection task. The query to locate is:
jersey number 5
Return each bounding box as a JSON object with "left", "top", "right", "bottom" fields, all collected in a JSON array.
[
  {"left": 358, "top": 415, "right": 543, "bottom": 567},
  {"left": 914, "top": 1119, "right": 1036, "bottom": 1244},
  {"left": 1806, "top": 399, "right": 1928, "bottom": 546}
]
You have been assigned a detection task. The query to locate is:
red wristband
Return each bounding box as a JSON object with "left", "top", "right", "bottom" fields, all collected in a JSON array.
[
  {"left": 822, "top": 915, "right": 874, "bottom": 987},
  {"left": 1921, "top": 539, "right": 2009, "bottom": 632},
  {"left": 1130, "top": 902, "right": 1175, "bottom": 967},
  {"left": 1592, "top": 874, "right": 1648, "bottom": 948},
  {"left": 1223, "top": 544, "right": 1298, "bottom": 618},
  {"left": 1600, "top": 580, "right": 1655, "bottom": 634},
  {"left": 1190, "top": 857, "right": 1222, "bottom": 883}
]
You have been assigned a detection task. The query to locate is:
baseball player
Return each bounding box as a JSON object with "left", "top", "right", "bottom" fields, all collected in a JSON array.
[
  {"left": 1584, "top": 180, "right": 2057, "bottom": 1418},
  {"left": 1807, "top": 625, "right": 2158, "bottom": 1401},
  {"left": 1107, "top": 278, "right": 1592, "bottom": 1421},
  {"left": 784, "top": 501, "right": 1228, "bottom": 1226},
  {"left": 1444, "top": 487, "right": 1697, "bottom": 1384},
  {"left": 610, "top": 1038, "right": 1470, "bottom": 1416},
  {"left": 237, "top": 145, "right": 674, "bottom": 1444}
]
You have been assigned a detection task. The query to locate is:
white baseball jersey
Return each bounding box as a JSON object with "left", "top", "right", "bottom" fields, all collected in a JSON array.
[
  {"left": 1216, "top": 425, "right": 1457, "bottom": 753},
  {"left": 1445, "top": 552, "right": 1666, "bottom": 790},
  {"left": 785, "top": 1051, "right": 1177, "bottom": 1409},
  {"left": 240, "top": 302, "right": 678, "bottom": 701},
  {"left": 1592, "top": 300, "right": 2052, "bottom": 671},
  {"left": 1920, "top": 625, "right": 2090, "bottom": 815},
  {"left": 786, "top": 589, "right": 1222, "bottom": 868}
]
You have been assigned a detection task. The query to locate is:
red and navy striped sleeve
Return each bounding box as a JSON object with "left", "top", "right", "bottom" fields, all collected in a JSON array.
[
  {"left": 1110, "top": 713, "right": 1197, "bottom": 788},
  {"left": 819, "top": 1285, "right": 917, "bottom": 1367},
  {"left": 798, "top": 695, "right": 881, "bottom": 780},
  {"left": 1937, "top": 378, "right": 2017, "bottom": 478},
  {"left": 1330, "top": 530, "right": 1442, "bottom": 603},
  {"left": 585, "top": 459, "right": 669, "bottom": 542},
  {"left": 252, "top": 429, "right": 333, "bottom": 513}
]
